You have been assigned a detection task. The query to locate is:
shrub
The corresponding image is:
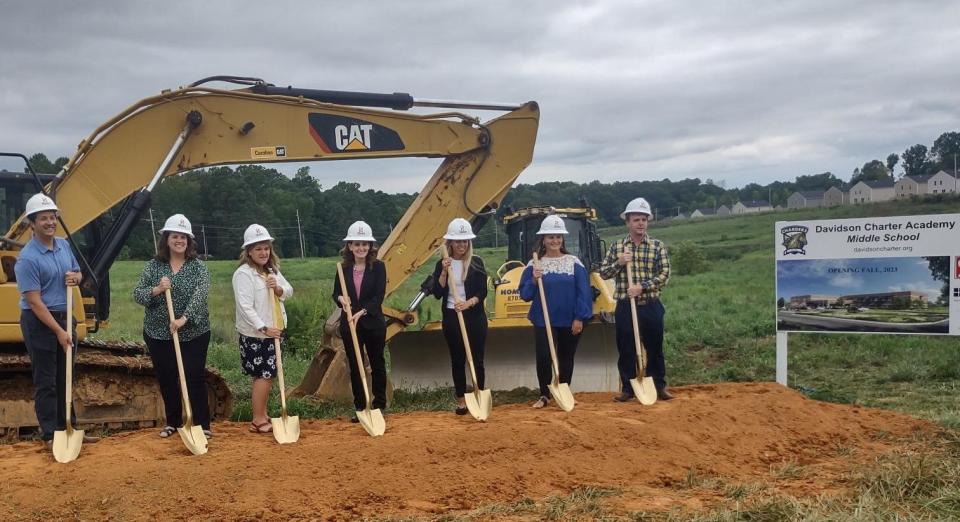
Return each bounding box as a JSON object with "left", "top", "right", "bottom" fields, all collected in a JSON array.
[{"left": 671, "top": 240, "right": 708, "bottom": 275}]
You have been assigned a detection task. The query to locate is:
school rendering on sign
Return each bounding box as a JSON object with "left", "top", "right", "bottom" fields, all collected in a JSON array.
[{"left": 775, "top": 213, "right": 960, "bottom": 336}]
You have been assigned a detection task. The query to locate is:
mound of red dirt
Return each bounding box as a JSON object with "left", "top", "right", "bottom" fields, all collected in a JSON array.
[{"left": 0, "top": 382, "right": 934, "bottom": 519}]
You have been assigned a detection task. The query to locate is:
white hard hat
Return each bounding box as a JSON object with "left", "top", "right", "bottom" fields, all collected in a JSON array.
[
  {"left": 536, "top": 215, "right": 569, "bottom": 235},
  {"left": 343, "top": 220, "right": 376, "bottom": 242},
  {"left": 159, "top": 213, "right": 194, "bottom": 238},
  {"left": 25, "top": 193, "right": 59, "bottom": 218},
  {"left": 242, "top": 223, "right": 274, "bottom": 248},
  {"left": 443, "top": 218, "right": 476, "bottom": 240},
  {"left": 620, "top": 197, "right": 652, "bottom": 219}
]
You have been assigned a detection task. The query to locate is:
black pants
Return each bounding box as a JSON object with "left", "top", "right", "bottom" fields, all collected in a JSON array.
[
  {"left": 534, "top": 326, "right": 580, "bottom": 397},
  {"left": 615, "top": 299, "right": 666, "bottom": 394},
  {"left": 340, "top": 323, "right": 387, "bottom": 411},
  {"left": 20, "top": 309, "right": 76, "bottom": 440},
  {"left": 144, "top": 331, "right": 211, "bottom": 430},
  {"left": 441, "top": 307, "right": 487, "bottom": 397}
]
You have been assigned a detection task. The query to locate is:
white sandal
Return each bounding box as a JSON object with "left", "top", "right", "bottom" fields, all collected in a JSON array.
[
  {"left": 159, "top": 426, "right": 176, "bottom": 438},
  {"left": 532, "top": 396, "right": 550, "bottom": 409}
]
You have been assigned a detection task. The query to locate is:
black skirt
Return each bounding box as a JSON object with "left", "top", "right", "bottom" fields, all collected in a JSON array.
[{"left": 239, "top": 334, "right": 278, "bottom": 379}]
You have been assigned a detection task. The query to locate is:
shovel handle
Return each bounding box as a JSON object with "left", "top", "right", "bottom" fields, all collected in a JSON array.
[
  {"left": 164, "top": 289, "right": 195, "bottom": 424},
  {"left": 65, "top": 287, "right": 74, "bottom": 432},
  {"left": 440, "top": 247, "right": 482, "bottom": 391},
  {"left": 624, "top": 250, "right": 648, "bottom": 378},
  {"left": 266, "top": 275, "right": 289, "bottom": 416},
  {"left": 532, "top": 253, "right": 562, "bottom": 379},
  {"left": 336, "top": 263, "right": 374, "bottom": 409}
]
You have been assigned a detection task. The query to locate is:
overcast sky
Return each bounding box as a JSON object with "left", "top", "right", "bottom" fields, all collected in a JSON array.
[{"left": 2, "top": 1, "right": 958, "bottom": 194}]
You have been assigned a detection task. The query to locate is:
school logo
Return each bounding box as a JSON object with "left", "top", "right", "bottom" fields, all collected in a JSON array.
[
  {"left": 459, "top": 224, "right": 467, "bottom": 233},
  {"left": 308, "top": 114, "right": 405, "bottom": 154},
  {"left": 781, "top": 225, "right": 808, "bottom": 255}
]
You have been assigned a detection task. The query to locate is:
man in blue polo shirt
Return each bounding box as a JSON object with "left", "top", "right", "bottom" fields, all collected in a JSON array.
[{"left": 15, "top": 193, "right": 85, "bottom": 447}]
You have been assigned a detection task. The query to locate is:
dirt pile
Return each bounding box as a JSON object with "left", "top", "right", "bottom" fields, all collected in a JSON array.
[{"left": 0, "top": 382, "right": 934, "bottom": 520}]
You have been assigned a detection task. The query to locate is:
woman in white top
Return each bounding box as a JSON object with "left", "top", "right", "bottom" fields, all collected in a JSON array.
[{"left": 232, "top": 224, "right": 293, "bottom": 434}]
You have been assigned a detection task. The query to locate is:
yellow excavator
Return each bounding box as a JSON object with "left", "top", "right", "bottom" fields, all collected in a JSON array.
[{"left": 0, "top": 75, "right": 539, "bottom": 439}]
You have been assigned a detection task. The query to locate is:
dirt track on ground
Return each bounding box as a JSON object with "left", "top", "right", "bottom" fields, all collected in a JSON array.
[{"left": 0, "top": 382, "right": 934, "bottom": 520}]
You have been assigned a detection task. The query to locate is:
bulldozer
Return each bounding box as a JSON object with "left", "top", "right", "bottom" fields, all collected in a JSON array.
[
  {"left": 384, "top": 205, "right": 622, "bottom": 393},
  {"left": 0, "top": 75, "right": 540, "bottom": 438}
]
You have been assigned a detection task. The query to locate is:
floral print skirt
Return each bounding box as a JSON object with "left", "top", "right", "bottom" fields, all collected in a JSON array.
[{"left": 238, "top": 334, "right": 278, "bottom": 379}]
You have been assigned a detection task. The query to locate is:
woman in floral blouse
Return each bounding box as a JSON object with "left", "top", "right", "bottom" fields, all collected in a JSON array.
[
  {"left": 231, "top": 224, "right": 293, "bottom": 434},
  {"left": 133, "top": 214, "right": 212, "bottom": 438}
]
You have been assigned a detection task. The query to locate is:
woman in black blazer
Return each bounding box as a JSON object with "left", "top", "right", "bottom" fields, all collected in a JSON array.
[
  {"left": 333, "top": 220, "right": 388, "bottom": 415},
  {"left": 431, "top": 218, "right": 489, "bottom": 415}
]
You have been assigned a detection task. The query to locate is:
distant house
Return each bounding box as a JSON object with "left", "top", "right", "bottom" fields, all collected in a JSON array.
[
  {"left": 716, "top": 205, "right": 732, "bottom": 216},
  {"left": 894, "top": 174, "right": 933, "bottom": 198},
  {"left": 786, "top": 191, "right": 824, "bottom": 209},
  {"left": 690, "top": 208, "right": 717, "bottom": 218},
  {"left": 849, "top": 179, "right": 894, "bottom": 204},
  {"left": 732, "top": 200, "right": 772, "bottom": 214},
  {"left": 823, "top": 186, "right": 847, "bottom": 207},
  {"left": 927, "top": 170, "right": 958, "bottom": 194}
]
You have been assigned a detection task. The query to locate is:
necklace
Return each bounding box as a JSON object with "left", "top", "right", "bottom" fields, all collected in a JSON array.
[{"left": 353, "top": 265, "right": 365, "bottom": 272}]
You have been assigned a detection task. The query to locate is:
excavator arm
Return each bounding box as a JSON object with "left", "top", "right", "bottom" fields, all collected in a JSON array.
[{"left": 3, "top": 80, "right": 539, "bottom": 337}]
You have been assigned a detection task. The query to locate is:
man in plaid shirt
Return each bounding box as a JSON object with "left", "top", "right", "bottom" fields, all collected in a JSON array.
[{"left": 599, "top": 197, "right": 673, "bottom": 401}]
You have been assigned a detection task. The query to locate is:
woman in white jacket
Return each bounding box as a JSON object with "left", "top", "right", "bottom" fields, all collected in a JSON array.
[{"left": 232, "top": 224, "right": 293, "bottom": 434}]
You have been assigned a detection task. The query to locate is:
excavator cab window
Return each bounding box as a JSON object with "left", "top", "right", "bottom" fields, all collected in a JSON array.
[
  {"left": 0, "top": 172, "right": 38, "bottom": 233},
  {"left": 505, "top": 214, "right": 595, "bottom": 267}
]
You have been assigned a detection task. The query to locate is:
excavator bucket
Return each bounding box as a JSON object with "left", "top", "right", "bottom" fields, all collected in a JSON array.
[{"left": 389, "top": 321, "right": 620, "bottom": 393}]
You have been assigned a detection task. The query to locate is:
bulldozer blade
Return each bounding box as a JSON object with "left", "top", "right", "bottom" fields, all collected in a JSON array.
[
  {"left": 271, "top": 414, "right": 301, "bottom": 444},
  {"left": 52, "top": 427, "right": 84, "bottom": 463},
  {"left": 548, "top": 382, "right": 576, "bottom": 412},
  {"left": 356, "top": 408, "right": 386, "bottom": 437},
  {"left": 390, "top": 322, "right": 620, "bottom": 392},
  {"left": 630, "top": 376, "right": 658, "bottom": 406},
  {"left": 177, "top": 423, "right": 208, "bottom": 455},
  {"left": 464, "top": 389, "right": 493, "bottom": 421}
]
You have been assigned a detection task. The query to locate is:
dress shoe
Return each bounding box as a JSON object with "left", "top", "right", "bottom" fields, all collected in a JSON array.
[
  {"left": 82, "top": 434, "right": 101, "bottom": 443},
  {"left": 613, "top": 392, "right": 635, "bottom": 402},
  {"left": 657, "top": 388, "right": 675, "bottom": 401}
]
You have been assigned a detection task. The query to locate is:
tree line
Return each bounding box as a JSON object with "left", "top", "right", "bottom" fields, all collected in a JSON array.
[{"left": 22, "top": 128, "right": 958, "bottom": 259}]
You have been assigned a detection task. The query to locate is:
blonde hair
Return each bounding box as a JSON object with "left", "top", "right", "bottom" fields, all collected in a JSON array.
[
  {"left": 238, "top": 241, "right": 281, "bottom": 274},
  {"left": 445, "top": 239, "right": 473, "bottom": 282}
]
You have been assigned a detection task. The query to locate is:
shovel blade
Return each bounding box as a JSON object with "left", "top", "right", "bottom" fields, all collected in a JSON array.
[
  {"left": 548, "top": 383, "right": 576, "bottom": 412},
  {"left": 177, "top": 424, "right": 208, "bottom": 455},
  {"left": 630, "top": 377, "right": 658, "bottom": 406},
  {"left": 271, "top": 415, "right": 301, "bottom": 444},
  {"left": 356, "top": 408, "right": 386, "bottom": 437},
  {"left": 464, "top": 389, "right": 493, "bottom": 421},
  {"left": 52, "top": 428, "right": 84, "bottom": 463}
]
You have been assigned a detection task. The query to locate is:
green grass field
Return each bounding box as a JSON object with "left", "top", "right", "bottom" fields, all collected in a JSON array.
[{"left": 95, "top": 197, "right": 960, "bottom": 429}]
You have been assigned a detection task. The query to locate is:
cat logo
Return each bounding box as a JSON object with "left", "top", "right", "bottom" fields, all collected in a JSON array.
[
  {"left": 308, "top": 113, "right": 405, "bottom": 154},
  {"left": 335, "top": 124, "right": 374, "bottom": 151},
  {"left": 780, "top": 225, "right": 809, "bottom": 255},
  {"left": 250, "top": 146, "right": 287, "bottom": 160}
]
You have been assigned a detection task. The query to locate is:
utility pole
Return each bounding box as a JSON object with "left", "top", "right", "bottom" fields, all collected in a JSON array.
[
  {"left": 148, "top": 208, "right": 158, "bottom": 253},
  {"left": 954, "top": 154, "right": 957, "bottom": 194},
  {"left": 201, "top": 224, "right": 208, "bottom": 259},
  {"left": 296, "top": 208, "right": 305, "bottom": 259},
  {"left": 493, "top": 219, "right": 498, "bottom": 248}
]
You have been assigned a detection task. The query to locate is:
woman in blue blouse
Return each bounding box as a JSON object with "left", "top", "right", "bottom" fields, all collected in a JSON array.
[{"left": 519, "top": 215, "right": 593, "bottom": 408}]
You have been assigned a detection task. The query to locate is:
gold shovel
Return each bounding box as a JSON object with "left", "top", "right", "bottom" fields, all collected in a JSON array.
[
  {"left": 52, "top": 287, "right": 84, "bottom": 463},
  {"left": 532, "top": 253, "right": 576, "bottom": 412},
  {"left": 441, "top": 247, "right": 493, "bottom": 421},
  {"left": 625, "top": 254, "right": 657, "bottom": 406},
  {"left": 164, "top": 289, "right": 208, "bottom": 455},
  {"left": 335, "top": 263, "right": 386, "bottom": 437},
  {"left": 267, "top": 274, "right": 299, "bottom": 444}
]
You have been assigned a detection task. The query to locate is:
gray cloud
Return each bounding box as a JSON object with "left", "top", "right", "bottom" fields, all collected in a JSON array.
[{"left": 1, "top": 1, "right": 958, "bottom": 192}]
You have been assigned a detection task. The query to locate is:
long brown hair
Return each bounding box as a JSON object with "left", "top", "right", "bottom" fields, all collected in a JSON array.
[
  {"left": 156, "top": 232, "right": 198, "bottom": 263},
  {"left": 445, "top": 239, "right": 474, "bottom": 282},
  {"left": 237, "top": 240, "right": 281, "bottom": 274},
  {"left": 534, "top": 235, "right": 569, "bottom": 260},
  {"left": 340, "top": 241, "right": 379, "bottom": 268}
]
